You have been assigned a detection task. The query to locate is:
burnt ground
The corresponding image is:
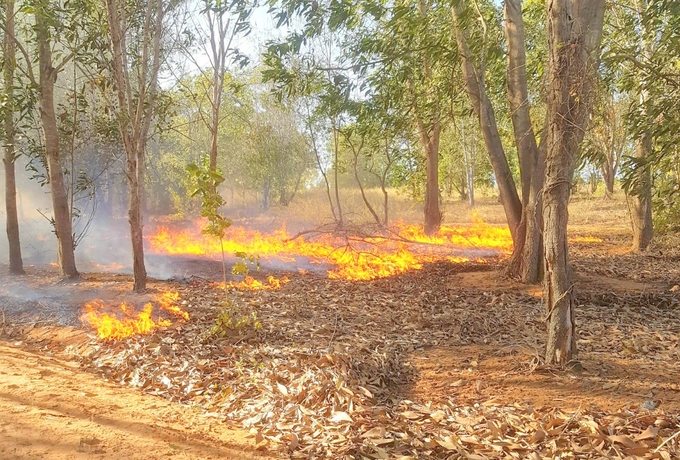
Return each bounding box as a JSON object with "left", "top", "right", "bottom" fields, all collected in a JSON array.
[{"left": 0, "top": 230, "right": 680, "bottom": 459}]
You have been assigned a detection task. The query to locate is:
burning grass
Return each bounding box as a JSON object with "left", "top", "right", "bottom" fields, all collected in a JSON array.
[
  {"left": 80, "top": 291, "right": 189, "bottom": 340},
  {"left": 146, "top": 216, "right": 602, "bottom": 282},
  {"left": 216, "top": 275, "right": 291, "bottom": 291}
]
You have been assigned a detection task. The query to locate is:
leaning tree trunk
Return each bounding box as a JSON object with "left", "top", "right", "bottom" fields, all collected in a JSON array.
[
  {"left": 36, "top": 11, "right": 78, "bottom": 279},
  {"left": 3, "top": 0, "right": 24, "bottom": 275},
  {"left": 452, "top": 2, "right": 522, "bottom": 242},
  {"left": 504, "top": 0, "right": 544, "bottom": 283},
  {"left": 543, "top": 0, "right": 605, "bottom": 366}
]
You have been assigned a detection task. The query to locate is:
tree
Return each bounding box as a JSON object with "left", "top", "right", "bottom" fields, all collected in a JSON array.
[
  {"left": 452, "top": 0, "right": 547, "bottom": 283},
  {"left": 264, "top": 0, "right": 455, "bottom": 234},
  {"left": 2, "top": 0, "right": 24, "bottom": 274},
  {"left": 543, "top": 0, "right": 605, "bottom": 365},
  {"left": 451, "top": 1, "right": 521, "bottom": 244},
  {"left": 35, "top": 1, "right": 79, "bottom": 278},
  {"left": 105, "top": 0, "right": 165, "bottom": 292},
  {"left": 581, "top": 91, "right": 627, "bottom": 199},
  {"left": 181, "top": 0, "right": 252, "bottom": 175}
]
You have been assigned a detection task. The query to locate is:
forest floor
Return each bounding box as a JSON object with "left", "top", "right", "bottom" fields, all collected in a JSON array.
[{"left": 1, "top": 198, "right": 680, "bottom": 459}]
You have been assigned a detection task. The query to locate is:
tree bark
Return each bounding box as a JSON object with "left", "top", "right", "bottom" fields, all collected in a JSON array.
[
  {"left": 543, "top": 0, "right": 605, "bottom": 366},
  {"left": 601, "top": 162, "right": 615, "bottom": 198},
  {"left": 503, "top": 0, "right": 544, "bottom": 283},
  {"left": 631, "top": 124, "right": 653, "bottom": 251},
  {"left": 106, "top": 0, "right": 164, "bottom": 292},
  {"left": 630, "top": 9, "right": 654, "bottom": 250},
  {"left": 3, "top": 0, "right": 24, "bottom": 275},
  {"left": 36, "top": 10, "right": 79, "bottom": 279},
  {"left": 418, "top": 121, "right": 442, "bottom": 235},
  {"left": 452, "top": 2, "right": 522, "bottom": 242}
]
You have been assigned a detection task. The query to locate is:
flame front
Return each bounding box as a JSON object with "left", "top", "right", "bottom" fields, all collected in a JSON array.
[
  {"left": 147, "top": 217, "right": 518, "bottom": 281},
  {"left": 215, "top": 275, "right": 291, "bottom": 290},
  {"left": 147, "top": 217, "right": 602, "bottom": 281},
  {"left": 80, "top": 291, "right": 188, "bottom": 340}
]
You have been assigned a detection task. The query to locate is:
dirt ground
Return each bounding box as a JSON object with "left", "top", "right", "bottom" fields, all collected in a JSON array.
[
  {"left": 0, "top": 339, "right": 276, "bottom": 460},
  {"left": 1, "top": 197, "right": 679, "bottom": 458}
]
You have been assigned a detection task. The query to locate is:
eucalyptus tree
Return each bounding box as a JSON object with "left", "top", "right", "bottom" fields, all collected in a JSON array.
[
  {"left": 451, "top": 0, "right": 550, "bottom": 283},
  {"left": 543, "top": 0, "right": 605, "bottom": 365},
  {"left": 264, "top": 24, "right": 355, "bottom": 227},
  {"left": 245, "top": 95, "right": 313, "bottom": 209},
  {"left": 608, "top": 0, "right": 680, "bottom": 249},
  {"left": 581, "top": 91, "right": 629, "bottom": 199},
  {"left": 264, "top": 0, "right": 457, "bottom": 234},
  {"left": 178, "top": 0, "right": 254, "bottom": 176},
  {"left": 105, "top": 0, "right": 167, "bottom": 292},
  {"left": 0, "top": 0, "right": 99, "bottom": 278},
  {"left": 2, "top": 0, "right": 24, "bottom": 274}
]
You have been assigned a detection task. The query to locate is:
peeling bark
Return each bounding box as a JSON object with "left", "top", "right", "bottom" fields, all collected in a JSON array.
[{"left": 543, "top": 0, "right": 605, "bottom": 366}]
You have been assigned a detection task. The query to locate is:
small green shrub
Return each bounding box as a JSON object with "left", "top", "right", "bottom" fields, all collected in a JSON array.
[{"left": 210, "top": 301, "right": 262, "bottom": 338}]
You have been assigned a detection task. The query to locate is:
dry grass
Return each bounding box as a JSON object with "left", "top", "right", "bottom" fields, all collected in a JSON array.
[{"left": 224, "top": 185, "right": 634, "bottom": 236}]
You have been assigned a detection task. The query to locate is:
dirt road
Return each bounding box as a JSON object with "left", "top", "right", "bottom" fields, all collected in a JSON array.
[{"left": 0, "top": 342, "right": 276, "bottom": 460}]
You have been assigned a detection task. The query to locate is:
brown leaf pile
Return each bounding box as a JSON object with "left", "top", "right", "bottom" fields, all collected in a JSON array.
[{"left": 79, "top": 261, "right": 680, "bottom": 458}]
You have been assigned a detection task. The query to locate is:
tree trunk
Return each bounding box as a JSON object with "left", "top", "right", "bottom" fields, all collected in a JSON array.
[
  {"left": 3, "top": 0, "right": 24, "bottom": 275},
  {"left": 601, "top": 162, "right": 615, "bottom": 199},
  {"left": 350, "top": 138, "right": 383, "bottom": 227},
  {"left": 503, "top": 0, "right": 544, "bottom": 283},
  {"left": 452, "top": 2, "right": 522, "bottom": 241},
  {"left": 36, "top": 11, "right": 79, "bottom": 279},
  {"left": 420, "top": 123, "right": 441, "bottom": 235},
  {"left": 543, "top": 0, "right": 605, "bottom": 366},
  {"left": 128, "top": 152, "right": 146, "bottom": 292},
  {"left": 106, "top": 0, "right": 163, "bottom": 292},
  {"left": 331, "top": 124, "right": 344, "bottom": 227},
  {"left": 262, "top": 179, "right": 270, "bottom": 210},
  {"left": 631, "top": 20, "right": 654, "bottom": 250},
  {"left": 631, "top": 127, "right": 653, "bottom": 251}
]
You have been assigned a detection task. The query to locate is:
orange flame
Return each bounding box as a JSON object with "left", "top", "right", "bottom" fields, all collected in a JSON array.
[
  {"left": 147, "top": 217, "right": 601, "bottom": 281},
  {"left": 80, "top": 291, "right": 188, "bottom": 340},
  {"left": 216, "top": 275, "right": 290, "bottom": 291}
]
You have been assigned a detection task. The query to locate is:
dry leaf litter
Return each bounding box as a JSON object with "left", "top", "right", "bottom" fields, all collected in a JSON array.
[{"left": 70, "top": 258, "right": 680, "bottom": 460}]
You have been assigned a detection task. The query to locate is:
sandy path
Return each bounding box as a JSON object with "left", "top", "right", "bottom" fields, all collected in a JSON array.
[{"left": 0, "top": 342, "right": 277, "bottom": 460}]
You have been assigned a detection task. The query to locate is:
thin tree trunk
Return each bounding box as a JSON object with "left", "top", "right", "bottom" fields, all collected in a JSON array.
[
  {"left": 36, "top": 11, "right": 78, "bottom": 279},
  {"left": 631, "top": 13, "right": 654, "bottom": 250},
  {"left": 504, "top": 0, "right": 544, "bottom": 283},
  {"left": 106, "top": 0, "right": 163, "bottom": 292},
  {"left": 331, "top": 123, "right": 344, "bottom": 227},
  {"left": 631, "top": 126, "right": 653, "bottom": 250},
  {"left": 349, "top": 137, "right": 382, "bottom": 227},
  {"left": 305, "top": 112, "right": 337, "bottom": 223},
  {"left": 543, "top": 0, "right": 605, "bottom": 366},
  {"left": 3, "top": 0, "right": 23, "bottom": 275},
  {"left": 419, "top": 122, "right": 441, "bottom": 235},
  {"left": 452, "top": 2, "right": 522, "bottom": 241}
]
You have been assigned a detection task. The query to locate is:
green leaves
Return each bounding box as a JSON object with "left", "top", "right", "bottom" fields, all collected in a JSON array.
[{"left": 187, "top": 160, "right": 231, "bottom": 240}]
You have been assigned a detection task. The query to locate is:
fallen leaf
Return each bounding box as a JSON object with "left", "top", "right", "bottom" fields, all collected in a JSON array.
[{"left": 330, "top": 411, "right": 353, "bottom": 423}]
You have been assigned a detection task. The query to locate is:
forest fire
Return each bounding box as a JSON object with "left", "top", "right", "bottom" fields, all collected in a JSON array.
[
  {"left": 216, "top": 275, "right": 291, "bottom": 290},
  {"left": 80, "top": 291, "right": 189, "bottom": 340},
  {"left": 147, "top": 218, "right": 518, "bottom": 281},
  {"left": 146, "top": 218, "right": 604, "bottom": 281}
]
